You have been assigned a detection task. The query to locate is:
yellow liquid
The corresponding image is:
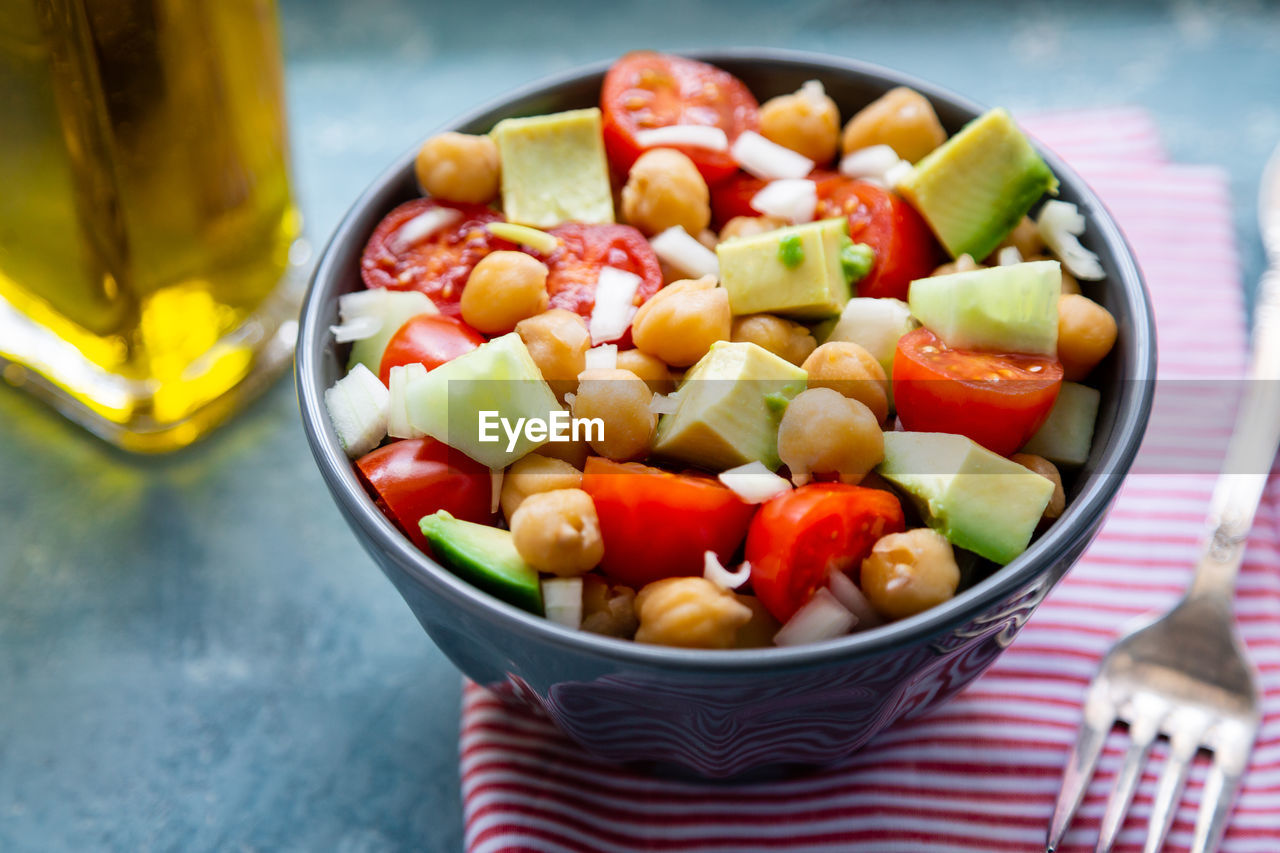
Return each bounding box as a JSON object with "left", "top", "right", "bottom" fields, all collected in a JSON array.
[{"left": 0, "top": 0, "right": 304, "bottom": 451}]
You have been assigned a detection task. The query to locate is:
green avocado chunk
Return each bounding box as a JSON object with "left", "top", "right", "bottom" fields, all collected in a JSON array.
[
  {"left": 898, "top": 108, "right": 1058, "bottom": 261},
  {"left": 653, "top": 341, "right": 808, "bottom": 472},
  {"left": 717, "top": 217, "right": 853, "bottom": 319},
  {"left": 490, "top": 107, "right": 614, "bottom": 228},
  {"left": 1020, "top": 381, "right": 1101, "bottom": 466},
  {"left": 404, "top": 332, "right": 563, "bottom": 468},
  {"left": 420, "top": 511, "right": 543, "bottom": 615},
  {"left": 908, "top": 260, "right": 1061, "bottom": 355},
  {"left": 878, "top": 431, "right": 1054, "bottom": 565}
]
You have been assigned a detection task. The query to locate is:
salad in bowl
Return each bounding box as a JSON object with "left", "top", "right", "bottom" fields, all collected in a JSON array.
[{"left": 318, "top": 50, "right": 1120, "bottom": 653}]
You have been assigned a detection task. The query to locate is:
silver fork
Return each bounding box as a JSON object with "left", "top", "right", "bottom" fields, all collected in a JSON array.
[{"left": 1045, "top": 144, "right": 1280, "bottom": 853}]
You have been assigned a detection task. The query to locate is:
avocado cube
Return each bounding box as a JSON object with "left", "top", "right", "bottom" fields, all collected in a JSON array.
[
  {"left": 908, "top": 260, "right": 1061, "bottom": 356},
  {"left": 404, "top": 332, "right": 563, "bottom": 469},
  {"left": 898, "top": 108, "right": 1058, "bottom": 261},
  {"left": 878, "top": 431, "right": 1054, "bottom": 565},
  {"left": 490, "top": 108, "right": 614, "bottom": 228},
  {"left": 1020, "top": 381, "right": 1101, "bottom": 466},
  {"left": 653, "top": 341, "right": 807, "bottom": 472},
  {"left": 420, "top": 511, "right": 543, "bottom": 615},
  {"left": 716, "top": 218, "right": 853, "bottom": 319}
]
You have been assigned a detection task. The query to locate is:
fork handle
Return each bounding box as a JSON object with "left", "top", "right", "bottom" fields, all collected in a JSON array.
[{"left": 1190, "top": 267, "right": 1280, "bottom": 601}]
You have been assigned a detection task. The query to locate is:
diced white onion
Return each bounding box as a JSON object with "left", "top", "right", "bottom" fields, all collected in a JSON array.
[
  {"left": 391, "top": 207, "right": 462, "bottom": 251},
  {"left": 997, "top": 246, "right": 1024, "bottom": 266},
  {"left": 588, "top": 266, "right": 643, "bottom": 344},
  {"left": 773, "top": 588, "right": 856, "bottom": 646},
  {"left": 717, "top": 461, "right": 793, "bottom": 504},
  {"left": 584, "top": 344, "right": 618, "bottom": 371},
  {"left": 324, "top": 362, "right": 389, "bottom": 458},
  {"left": 386, "top": 362, "right": 428, "bottom": 439},
  {"left": 648, "top": 391, "right": 681, "bottom": 415},
  {"left": 634, "top": 125, "right": 729, "bottom": 151},
  {"left": 650, "top": 226, "right": 720, "bottom": 277},
  {"left": 329, "top": 314, "right": 382, "bottom": 343},
  {"left": 1036, "top": 200, "right": 1105, "bottom": 281},
  {"left": 542, "top": 578, "right": 583, "bottom": 629},
  {"left": 703, "top": 550, "right": 751, "bottom": 590},
  {"left": 563, "top": 392, "right": 576, "bottom": 407},
  {"left": 798, "top": 79, "right": 826, "bottom": 103},
  {"left": 750, "top": 179, "right": 817, "bottom": 224},
  {"left": 839, "top": 145, "right": 901, "bottom": 179},
  {"left": 489, "top": 467, "right": 504, "bottom": 515},
  {"left": 731, "top": 130, "right": 815, "bottom": 181},
  {"left": 827, "top": 568, "right": 884, "bottom": 630},
  {"left": 884, "top": 160, "right": 914, "bottom": 189},
  {"left": 333, "top": 289, "right": 436, "bottom": 345}
]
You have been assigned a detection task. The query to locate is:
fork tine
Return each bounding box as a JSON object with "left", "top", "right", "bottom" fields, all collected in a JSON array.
[
  {"left": 1095, "top": 710, "right": 1160, "bottom": 853},
  {"left": 1143, "top": 725, "right": 1201, "bottom": 853},
  {"left": 1047, "top": 696, "right": 1114, "bottom": 852},
  {"left": 1191, "top": 752, "right": 1247, "bottom": 853}
]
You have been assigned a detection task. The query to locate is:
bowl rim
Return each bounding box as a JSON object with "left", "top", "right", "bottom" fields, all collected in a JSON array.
[{"left": 296, "top": 47, "right": 1156, "bottom": 674}]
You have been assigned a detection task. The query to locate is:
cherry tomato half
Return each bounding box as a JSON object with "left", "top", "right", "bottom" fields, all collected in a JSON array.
[
  {"left": 893, "top": 327, "right": 1063, "bottom": 456},
  {"left": 581, "top": 457, "right": 757, "bottom": 588},
  {"left": 378, "top": 314, "right": 485, "bottom": 386},
  {"left": 542, "top": 223, "right": 663, "bottom": 343},
  {"left": 601, "top": 51, "right": 759, "bottom": 185},
  {"left": 814, "top": 176, "right": 940, "bottom": 301},
  {"left": 709, "top": 171, "right": 774, "bottom": 227},
  {"left": 355, "top": 437, "right": 494, "bottom": 553},
  {"left": 360, "top": 198, "right": 514, "bottom": 316},
  {"left": 746, "top": 484, "right": 906, "bottom": 623}
]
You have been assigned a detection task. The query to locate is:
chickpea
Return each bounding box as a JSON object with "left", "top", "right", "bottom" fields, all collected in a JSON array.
[
  {"left": 720, "top": 215, "right": 788, "bottom": 243},
  {"left": 1010, "top": 453, "right": 1066, "bottom": 521},
  {"left": 615, "top": 348, "right": 676, "bottom": 395},
  {"left": 733, "top": 594, "right": 782, "bottom": 649},
  {"left": 759, "top": 80, "right": 841, "bottom": 164},
  {"left": 581, "top": 575, "right": 639, "bottom": 639},
  {"left": 841, "top": 87, "right": 946, "bottom": 164},
  {"left": 509, "top": 488, "right": 604, "bottom": 576},
  {"left": 634, "top": 577, "right": 752, "bottom": 649},
  {"left": 1060, "top": 267, "right": 1081, "bottom": 296},
  {"left": 1057, "top": 293, "right": 1118, "bottom": 380},
  {"left": 732, "top": 314, "right": 817, "bottom": 366},
  {"left": 777, "top": 388, "right": 884, "bottom": 486},
  {"left": 515, "top": 308, "right": 590, "bottom": 399},
  {"left": 801, "top": 342, "right": 889, "bottom": 423},
  {"left": 621, "top": 148, "right": 710, "bottom": 237},
  {"left": 460, "top": 251, "right": 549, "bottom": 334},
  {"left": 571, "top": 368, "right": 656, "bottom": 461},
  {"left": 931, "top": 253, "right": 983, "bottom": 277},
  {"left": 414, "top": 132, "right": 500, "bottom": 204},
  {"left": 860, "top": 528, "right": 961, "bottom": 619},
  {"left": 500, "top": 453, "right": 583, "bottom": 522},
  {"left": 630, "top": 275, "right": 731, "bottom": 367}
]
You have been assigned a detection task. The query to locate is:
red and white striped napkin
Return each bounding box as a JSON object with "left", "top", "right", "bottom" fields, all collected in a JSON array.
[{"left": 459, "top": 108, "right": 1280, "bottom": 853}]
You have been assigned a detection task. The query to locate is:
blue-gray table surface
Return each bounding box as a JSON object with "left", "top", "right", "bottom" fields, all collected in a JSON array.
[{"left": 2, "top": 1, "right": 1279, "bottom": 850}]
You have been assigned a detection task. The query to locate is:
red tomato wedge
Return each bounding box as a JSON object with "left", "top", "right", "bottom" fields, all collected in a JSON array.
[
  {"left": 814, "top": 176, "right": 940, "bottom": 301},
  {"left": 581, "top": 458, "right": 757, "bottom": 588},
  {"left": 541, "top": 224, "right": 663, "bottom": 343},
  {"left": 355, "top": 437, "right": 494, "bottom": 552},
  {"left": 360, "top": 199, "right": 514, "bottom": 316},
  {"left": 745, "top": 484, "right": 906, "bottom": 623},
  {"left": 377, "top": 314, "right": 485, "bottom": 385},
  {"left": 893, "top": 327, "right": 1064, "bottom": 456},
  {"left": 601, "top": 51, "right": 759, "bottom": 185}
]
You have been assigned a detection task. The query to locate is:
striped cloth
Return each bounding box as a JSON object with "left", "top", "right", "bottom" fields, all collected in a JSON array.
[{"left": 459, "top": 108, "right": 1280, "bottom": 853}]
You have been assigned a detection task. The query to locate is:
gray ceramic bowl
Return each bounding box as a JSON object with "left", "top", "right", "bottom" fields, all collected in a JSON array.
[{"left": 297, "top": 49, "right": 1155, "bottom": 777}]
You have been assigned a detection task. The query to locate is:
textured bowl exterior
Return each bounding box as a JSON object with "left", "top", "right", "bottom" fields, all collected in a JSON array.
[{"left": 297, "top": 49, "right": 1155, "bottom": 777}]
